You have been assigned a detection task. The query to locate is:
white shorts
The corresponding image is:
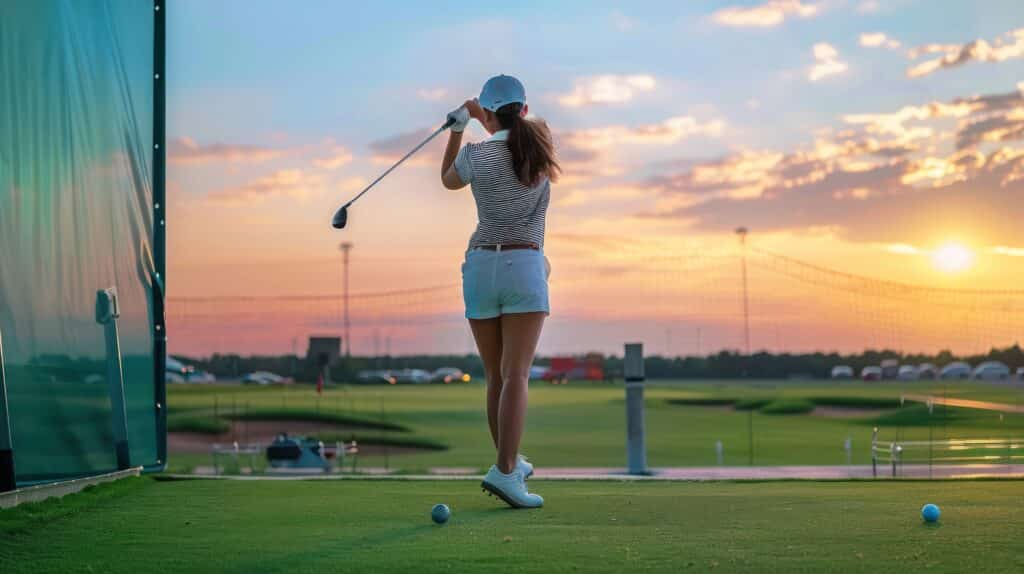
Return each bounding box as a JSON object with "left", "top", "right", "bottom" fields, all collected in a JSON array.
[{"left": 461, "top": 249, "right": 550, "bottom": 319}]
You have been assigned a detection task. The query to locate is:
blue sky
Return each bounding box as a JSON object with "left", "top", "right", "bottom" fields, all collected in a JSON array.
[{"left": 168, "top": 0, "right": 1023, "bottom": 147}]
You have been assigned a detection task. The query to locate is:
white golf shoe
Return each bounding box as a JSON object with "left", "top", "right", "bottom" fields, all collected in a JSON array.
[
  {"left": 517, "top": 454, "right": 534, "bottom": 479},
  {"left": 481, "top": 465, "right": 544, "bottom": 509}
]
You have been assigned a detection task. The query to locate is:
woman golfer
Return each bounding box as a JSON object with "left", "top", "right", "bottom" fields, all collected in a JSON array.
[{"left": 441, "top": 75, "right": 558, "bottom": 508}]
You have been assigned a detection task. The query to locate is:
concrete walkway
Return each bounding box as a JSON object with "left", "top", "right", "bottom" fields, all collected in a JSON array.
[{"left": 183, "top": 464, "right": 1023, "bottom": 480}]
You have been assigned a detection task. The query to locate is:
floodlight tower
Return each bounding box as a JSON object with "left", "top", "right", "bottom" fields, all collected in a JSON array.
[
  {"left": 735, "top": 227, "right": 751, "bottom": 355},
  {"left": 339, "top": 242, "right": 353, "bottom": 357}
]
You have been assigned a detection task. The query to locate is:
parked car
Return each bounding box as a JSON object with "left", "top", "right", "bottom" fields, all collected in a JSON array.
[
  {"left": 356, "top": 370, "right": 396, "bottom": 385},
  {"left": 1017, "top": 367, "right": 1024, "bottom": 380},
  {"left": 880, "top": 359, "right": 899, "bottom": 379},
  {"left": 242, "top": 371, "right": 292, "bottom": 385},
  {"left": 916, "top": 363, "right": 938, "bottom": 379},
  {"left": 166, "top": 356, "right": 193, "bottom": 384},
  {"left": 940, "top": 362, "right": 971, "bottom": 380},
  {"left": 392, "top": 369, "right": 431, "bottom": 384},
  {"left": 971, "top": 361, "right": 1010, "bottom": 381},
  {"left": 861, "top": 366, "right": 883, "bottom": 381},
  {"left": 187, "top": 370, "right": 217, "bottom": 383},
  {"left": 529, "top": 365, "right": 550, "bottom": 380},
  {"left": 430, "top": 367, "right": 471, "bottom": 384},
  {"left": 830, "top": 365, "right": 854, "bottom": 379},
  {"left": 897, "top": 365, "right": 918, "bottom": 380}
]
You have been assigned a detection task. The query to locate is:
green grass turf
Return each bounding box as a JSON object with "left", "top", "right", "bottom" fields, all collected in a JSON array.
[
  {"left": 1, "top": 477, "right": 1022, "bottom": 573},
  {"left": 165, "top": 380, "right": 1024, "bottom": 473}
]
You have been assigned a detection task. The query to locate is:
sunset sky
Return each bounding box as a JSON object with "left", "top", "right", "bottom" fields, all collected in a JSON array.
[{"left": 165, "top": 0, "right": 1024, "bottom": 357}]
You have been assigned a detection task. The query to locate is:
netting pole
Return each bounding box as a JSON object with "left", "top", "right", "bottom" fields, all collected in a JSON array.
[
  {"left": 735, "top": 227, "right": 751, "bottom": 357},
  {"left": 152, "top": 0, "right": 168, "bottom": 471},
  {"left": 0, "top": 328, "right": 16, "bottom": 491},
  {"left": 97, "top": 289, "right": 131, "bottom": 470}
]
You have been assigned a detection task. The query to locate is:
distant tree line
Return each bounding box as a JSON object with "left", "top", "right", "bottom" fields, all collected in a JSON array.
[
  {"left": 174, "top": 344, "right": 1024, "bottom": 383},
  {"left": 602, "top": 345, "right": 1024, "bottom": 380}
]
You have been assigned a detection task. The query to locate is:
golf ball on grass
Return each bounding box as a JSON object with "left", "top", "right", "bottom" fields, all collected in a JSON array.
[
  {"left": 431, "top": 504, "right": 450, "bottom": 524},
  {"left": 921, "top": 503, "right": 940, "bottom": 523}
]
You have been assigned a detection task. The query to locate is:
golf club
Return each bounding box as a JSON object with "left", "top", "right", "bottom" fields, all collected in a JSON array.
[{"left": 331, "top": 116, "right": 457, "bottom": 229}]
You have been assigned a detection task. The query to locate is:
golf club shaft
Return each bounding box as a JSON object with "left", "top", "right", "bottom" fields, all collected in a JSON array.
[{"left": 343, "top": 119, "right": 455, "bottom": 209}]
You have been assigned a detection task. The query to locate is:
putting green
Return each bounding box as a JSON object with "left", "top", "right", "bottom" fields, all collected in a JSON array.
[{"left": 2, "top": 477, "right": 1022, "bottom": 573}]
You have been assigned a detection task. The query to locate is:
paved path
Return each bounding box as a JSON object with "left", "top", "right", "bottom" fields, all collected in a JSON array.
[
  {"left": 182, "top": 464, "right": 1024, "bottom": 481},
  {"left": 902, "top": 393, "right": 1024, "bottom": 414}
]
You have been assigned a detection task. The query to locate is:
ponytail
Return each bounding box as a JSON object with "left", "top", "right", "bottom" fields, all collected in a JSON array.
[{"left": 495, "top": 103, "right": 561, "bottom": 187}]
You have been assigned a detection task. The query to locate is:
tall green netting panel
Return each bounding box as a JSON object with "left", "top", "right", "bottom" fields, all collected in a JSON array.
[{"left": 0, "top": 0, "right": 166, "bottom": 488}]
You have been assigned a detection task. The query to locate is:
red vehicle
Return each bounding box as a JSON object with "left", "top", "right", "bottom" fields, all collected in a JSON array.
[{"left": 545, "top": 354, "right": 605, "bottom": 383}]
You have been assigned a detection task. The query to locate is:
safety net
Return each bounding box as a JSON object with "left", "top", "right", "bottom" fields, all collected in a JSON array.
[{"left": 0, "top": 0, "right": 165, "bottom": 486}]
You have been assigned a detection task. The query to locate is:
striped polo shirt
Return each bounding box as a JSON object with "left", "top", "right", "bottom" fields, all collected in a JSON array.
[{"left": 453, "top": 130, "right": 550, "bottom": 251}]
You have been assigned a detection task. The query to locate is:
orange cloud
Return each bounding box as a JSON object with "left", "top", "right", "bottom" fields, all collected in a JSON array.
[
  {"left": 993, "top": 245, "right": 1024, "bottom": 257},
  {"left": 208, "top": 169, "right": 327, "bottom": 203},
  {"left": 312, "top": 141, "right": 354, "bottom": 170}
]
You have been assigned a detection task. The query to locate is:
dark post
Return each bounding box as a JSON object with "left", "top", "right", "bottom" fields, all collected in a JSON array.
[
  {"left": 0, "top": 328, "right": 16, "bottom": 491},
  {"left": 96, "top": 288, "right": 131, "bottom": 470},
  {"left": 152, "top": 0, "right": 168, "bottom": 470},
  {"left": 747, "top": 409, "right": 754, "bottom": 466},
  {"left": 624, "top": 343, "right": 647, "bottom": 475}
]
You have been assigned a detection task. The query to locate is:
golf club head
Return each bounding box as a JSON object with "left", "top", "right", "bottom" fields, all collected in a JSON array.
[{"left": 331, "top": 205, "right": 349, "bottom": 229}]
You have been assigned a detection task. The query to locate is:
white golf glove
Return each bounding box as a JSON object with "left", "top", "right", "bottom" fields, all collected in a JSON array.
[{"left": 446, "top": 106, "right": 471, "bottom": 133}]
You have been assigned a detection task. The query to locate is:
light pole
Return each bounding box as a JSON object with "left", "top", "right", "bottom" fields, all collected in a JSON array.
[
  {"left": 735, "top": 227, "right": 751, "bottom": 355},
  {"left": 339, "top": 242, "right": 353, "bottom": 357}
]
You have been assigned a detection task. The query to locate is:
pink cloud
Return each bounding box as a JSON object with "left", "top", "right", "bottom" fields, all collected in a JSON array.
[{"left": 168, "top": 137, "right": 287, "bottom": 165}]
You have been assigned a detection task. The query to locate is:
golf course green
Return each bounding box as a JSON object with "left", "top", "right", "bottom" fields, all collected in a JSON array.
[{"left": 165, "top": 379, "right": 1024, "bottom": 473}]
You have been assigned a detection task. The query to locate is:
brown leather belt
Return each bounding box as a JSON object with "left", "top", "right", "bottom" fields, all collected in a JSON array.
[{"left": 476, "top": 243, "right": 539, "bottom": 252}]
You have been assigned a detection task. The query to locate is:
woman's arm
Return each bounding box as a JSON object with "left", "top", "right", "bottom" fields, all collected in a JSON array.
[
  {"left": 441, "top": 99, "right": 485, "bottom": 190},
  {"left": 441, "top": 130, "right": 465, "bottom": 189}
]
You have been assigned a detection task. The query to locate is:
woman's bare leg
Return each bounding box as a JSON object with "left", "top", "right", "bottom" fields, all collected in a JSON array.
[
  {"left": 496, "top": 312, "right": 546, "bottom": 473},
  {"left": 469, "top": 318, "right": 503, "bottom": 449}
]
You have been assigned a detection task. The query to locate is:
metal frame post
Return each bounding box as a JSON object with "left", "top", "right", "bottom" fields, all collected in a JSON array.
[
  {"left": 0, "top": 329, "right": 15, "bottom": 491},
  {"left": 97, "top": 289, "right": 131, "bottom": 469},
  {"left": 624, "top": 343, "right": 648, "bottom": 475},
  {"left": 152, "top": 0, "right": 168, "bottom": 471}
]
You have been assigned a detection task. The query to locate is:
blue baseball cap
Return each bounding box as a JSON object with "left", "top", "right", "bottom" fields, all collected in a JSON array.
[{"left": 479, "top": 75, "right": 526, "bottom": 112}]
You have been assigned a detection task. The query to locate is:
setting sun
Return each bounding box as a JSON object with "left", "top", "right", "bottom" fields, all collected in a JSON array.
[{"left": 931, "top": 242, "right": 974, "bottom": 273}]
